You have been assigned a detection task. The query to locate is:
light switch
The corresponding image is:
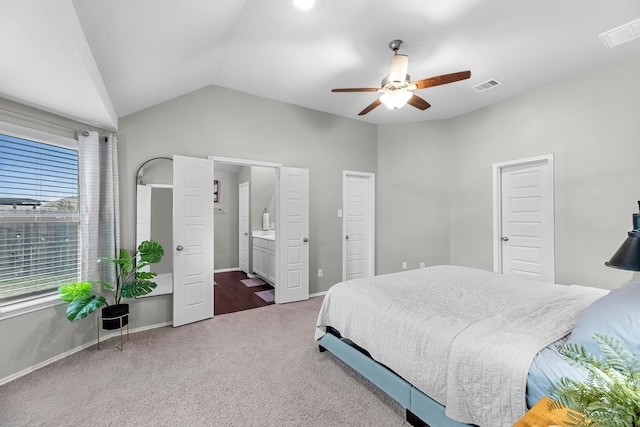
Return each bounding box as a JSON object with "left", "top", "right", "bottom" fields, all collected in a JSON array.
[{"left": 338, "top": 209, "right": 343, "bottom": 217}]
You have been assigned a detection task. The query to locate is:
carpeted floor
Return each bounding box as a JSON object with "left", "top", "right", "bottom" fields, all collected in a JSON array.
[{"left": 0, "top": 296, "right": 409, "bottom": 427}]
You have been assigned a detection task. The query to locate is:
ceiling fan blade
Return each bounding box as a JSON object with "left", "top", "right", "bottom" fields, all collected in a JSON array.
[
  {"left": 407, "top": 94, "right": 431, "bottom": 110},
  {"left": 358, "top": 99, "right": 382, "bottom": 116},
  {"left": 412, "top": 71, "right": 471, "bottom": 90},
  {"left": 332, "top": 88, "right": 380, "bottom": 93}
]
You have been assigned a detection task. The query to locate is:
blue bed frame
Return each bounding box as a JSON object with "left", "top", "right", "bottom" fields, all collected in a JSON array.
[{"left": 318, "top": 331, "right": 473, "bottom": 427}]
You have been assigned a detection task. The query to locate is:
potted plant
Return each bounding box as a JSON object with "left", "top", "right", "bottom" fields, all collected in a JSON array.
[
  {"left": 58, "top": 240, "right": 164, "bottom": 329},
  {"left": 549, "top": 333, "right": 640, "bottom": 427}
]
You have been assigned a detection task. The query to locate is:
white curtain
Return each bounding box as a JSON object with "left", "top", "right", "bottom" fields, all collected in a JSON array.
[{"left": 78, "top": 131, "right": 120, "bottom": 284}]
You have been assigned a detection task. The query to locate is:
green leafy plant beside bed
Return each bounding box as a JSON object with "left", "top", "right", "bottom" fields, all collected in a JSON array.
[
  {"left": 58, "top": 240, "right": 164, "bottom": 322},
  {"left": 549, "top": 333, "right": 640, "bottom": 427}
]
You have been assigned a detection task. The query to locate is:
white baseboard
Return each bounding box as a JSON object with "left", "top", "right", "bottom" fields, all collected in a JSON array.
[
  {"left": 310, "top": 291, "right": 327, "bottom": 298},
  {"left": 214, "top": 267, "right": 240, "bottom": 273},
  {"left": 0, "top": 321, "right": 172, "bottom": 386}
]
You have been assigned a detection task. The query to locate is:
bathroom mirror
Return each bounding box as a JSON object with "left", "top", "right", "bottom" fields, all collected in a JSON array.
[{"left": 135, "top": 157, "right": 173, "bottom": 297}]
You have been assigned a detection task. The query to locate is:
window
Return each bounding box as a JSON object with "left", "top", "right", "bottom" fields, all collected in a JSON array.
[{"left": 0, "top": 133, "right": 80, "bottom": 302}]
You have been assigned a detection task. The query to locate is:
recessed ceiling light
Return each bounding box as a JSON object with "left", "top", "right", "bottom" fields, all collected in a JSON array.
[{"left": 294, "top": 0, "right": 315, "bottom": 11}]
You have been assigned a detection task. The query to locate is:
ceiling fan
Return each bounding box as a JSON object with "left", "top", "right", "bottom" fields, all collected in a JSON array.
[{"left": 331, "top": 40, "right": 471, "bottom": 116}]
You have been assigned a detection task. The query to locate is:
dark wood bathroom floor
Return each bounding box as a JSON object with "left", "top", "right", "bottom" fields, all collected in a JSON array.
[{"left": 214, "top": 270, "right": 274, "bottom": 315}]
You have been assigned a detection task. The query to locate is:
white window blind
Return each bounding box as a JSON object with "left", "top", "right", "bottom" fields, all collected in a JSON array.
[{"left": 0, "top": 134, "right": 80, "bottom": 301}]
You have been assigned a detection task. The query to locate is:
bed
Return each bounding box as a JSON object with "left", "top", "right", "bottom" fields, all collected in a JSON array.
[{"left": 315, "top": 265, "right": 615, "bottom": 427}]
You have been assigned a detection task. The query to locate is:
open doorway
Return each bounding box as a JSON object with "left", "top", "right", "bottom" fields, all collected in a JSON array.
[{"left": 212, "top": 158, "right": 279, "bottom": 315}]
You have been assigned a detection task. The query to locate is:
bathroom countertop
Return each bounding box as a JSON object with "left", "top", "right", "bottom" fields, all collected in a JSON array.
[{"left": 252, "top": 230, "right": 275, "bottom": 241}]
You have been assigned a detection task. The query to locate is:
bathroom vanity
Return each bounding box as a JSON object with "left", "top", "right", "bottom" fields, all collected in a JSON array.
[{"left": 252, "top": 231, "right": 275, "bottom": 284}]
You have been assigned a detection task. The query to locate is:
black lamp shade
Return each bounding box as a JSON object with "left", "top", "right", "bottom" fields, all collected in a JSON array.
[{"left": 605, "top": 232, "right": 640, "bottom": 271}]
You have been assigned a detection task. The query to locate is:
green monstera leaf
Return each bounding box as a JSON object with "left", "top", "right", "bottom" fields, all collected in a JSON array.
[
  {"left": 58, "top": 282, "right": 93, "bottom": 302},
  {"left": 65, "top": 295, "right": 106, "bottom": 322},
  {"left": 120, "top": 280, "right": 157, "bottom": 298},
  {"left": 138, "top": 240, "right": 163, "bottom": 264},
  {"left": 135, "top": 271, "right": 157, "bottom": 280}
]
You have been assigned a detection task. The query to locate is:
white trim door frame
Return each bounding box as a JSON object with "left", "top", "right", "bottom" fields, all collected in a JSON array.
[
  {"left": 342, "top": 170, "right": 376, "bottom": 282},
  {"left": 208, "top": 156, "right": 310, "bottom": 304},
  {"left": 492, "top": 154, "right": 555, "bottom": 282},
  {"left": 238, "top": 181, "right": 250, "bottom": 274}
]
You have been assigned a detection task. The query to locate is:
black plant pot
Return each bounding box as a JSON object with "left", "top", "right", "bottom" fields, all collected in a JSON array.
[{"left": 101, "top": 303, "right": 129, "bottom": 330}]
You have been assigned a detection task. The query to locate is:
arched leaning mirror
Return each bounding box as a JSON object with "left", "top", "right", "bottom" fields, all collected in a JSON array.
[{"left": 135, "top": 157, "right": 173, "bottom": 297}]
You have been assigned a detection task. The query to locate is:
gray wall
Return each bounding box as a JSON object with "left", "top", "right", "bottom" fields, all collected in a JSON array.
[
  {"left": 376, "top": 120, "right": 452, "bottom": 274},
  {"left": 213, "top": 169, "right": 240, "bottom": 270},
  {"left": 251, "top": 166, "right": 276, "bottom": 232},
  {"left": 150, "top": 187, "right": 173, "bottom": 274}
]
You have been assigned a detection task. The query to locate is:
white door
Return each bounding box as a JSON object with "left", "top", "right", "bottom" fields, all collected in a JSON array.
[
  {"left": 239, "top": 181, "right": 249, "bottom": 274},
  {"left": 494, "top": 156, "right": 554, "bottom": 282},
  {"left": 343, "top": 171, "right": 375, "bottom": 281},
  {"left": 276, "top": 167, "right": 309, "bottom": 303},
  {"left": 173, "top": 155, "right": 214, "bottom": 327}
]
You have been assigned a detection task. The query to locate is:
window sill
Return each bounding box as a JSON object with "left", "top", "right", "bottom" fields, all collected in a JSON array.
[{"left": 0, "top": 293, "right": 63, "bottom": 320}]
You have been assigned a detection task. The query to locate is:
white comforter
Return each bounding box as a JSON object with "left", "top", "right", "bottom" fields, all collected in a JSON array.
[{"left": 315, "top": 265, "right": 607, "bottom": 426}]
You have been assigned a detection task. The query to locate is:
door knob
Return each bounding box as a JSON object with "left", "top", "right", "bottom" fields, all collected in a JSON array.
[
  {"left": 176, "top": 245, "right": 184, "bottom": 251},
  {"left": 243, "top": 232, "right": 248, "bottom": 236},
  {"left": 501, "top": 237, "right": 509, "bottom": 242},
  {"left": 345, "top": 235, "right": 350, "bottom": 240},
  {"left": 303, "top": 237, "right": 309, "bottom": 243}
]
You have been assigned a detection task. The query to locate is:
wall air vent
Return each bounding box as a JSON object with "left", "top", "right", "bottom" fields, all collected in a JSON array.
[
  {"left": 600, "top": 18, "right": 640, "bottom": 49},
  {"left": 472, "top": 79, "right": 502, "bottom": 92}
]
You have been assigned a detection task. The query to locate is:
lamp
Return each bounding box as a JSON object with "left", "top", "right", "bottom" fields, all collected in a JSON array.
[
  {"left": 380, "top": 90, "right": 413, "bottom": 110},
  {"left": 605, "top": 201, "right": 640, "bottom": 271}
]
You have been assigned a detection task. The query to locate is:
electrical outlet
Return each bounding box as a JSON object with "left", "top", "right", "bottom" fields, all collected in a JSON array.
[
  {"left": 419, "top": 262, "right": 426, "bottom": 268},
  {"left": 402, "top": 262, "right": 407, "bottom": 270},
  {"left": 318, "top": 268, "right": 323, "bottom": 278}
]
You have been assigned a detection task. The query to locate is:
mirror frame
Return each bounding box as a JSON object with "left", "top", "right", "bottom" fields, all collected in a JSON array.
[{"left": 134, "top": 157, "right": 173, "bottom": 297}]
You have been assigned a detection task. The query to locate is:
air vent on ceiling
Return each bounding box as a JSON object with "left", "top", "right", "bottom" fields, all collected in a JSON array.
[
  {"left": 472, "top": 79, "right": 502, "bottom": 92},
  {"left": 599, "top": 18, "right": 640, "bottom": 49}
]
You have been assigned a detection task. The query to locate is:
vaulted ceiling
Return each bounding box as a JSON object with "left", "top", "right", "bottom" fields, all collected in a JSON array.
[{"left": 2, "top": 0, "right": 640, "bottom": 132}]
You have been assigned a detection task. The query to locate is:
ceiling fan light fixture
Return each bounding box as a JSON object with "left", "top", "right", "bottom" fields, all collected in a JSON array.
[
  {"left": 380, "top": 90, "right": 413, "bottom": 110},
  {"left": 330, "top": 39, "right": 470, "bottom": 116},
  {"left": 389, "top": 54, "right": 409, "bottom": 83}
]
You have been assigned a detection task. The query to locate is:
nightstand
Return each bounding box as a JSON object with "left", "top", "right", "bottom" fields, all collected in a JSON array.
[{"left": 513, "top": 396, "right": 582, "bottom": 427}]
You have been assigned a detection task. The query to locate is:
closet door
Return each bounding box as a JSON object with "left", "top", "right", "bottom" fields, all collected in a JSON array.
[{"left": 173, "top": 155, "right": 214, "bottom": 327}]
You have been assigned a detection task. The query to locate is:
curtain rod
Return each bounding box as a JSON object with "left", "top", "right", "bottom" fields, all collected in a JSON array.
[{"left": 0, "top": 106, "right": 89, "bottom": 134}]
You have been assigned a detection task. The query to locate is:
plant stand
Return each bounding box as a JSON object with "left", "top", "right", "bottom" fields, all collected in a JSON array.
[{"left": 97, "top": 313, "right": 129, "bottom": 351}]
